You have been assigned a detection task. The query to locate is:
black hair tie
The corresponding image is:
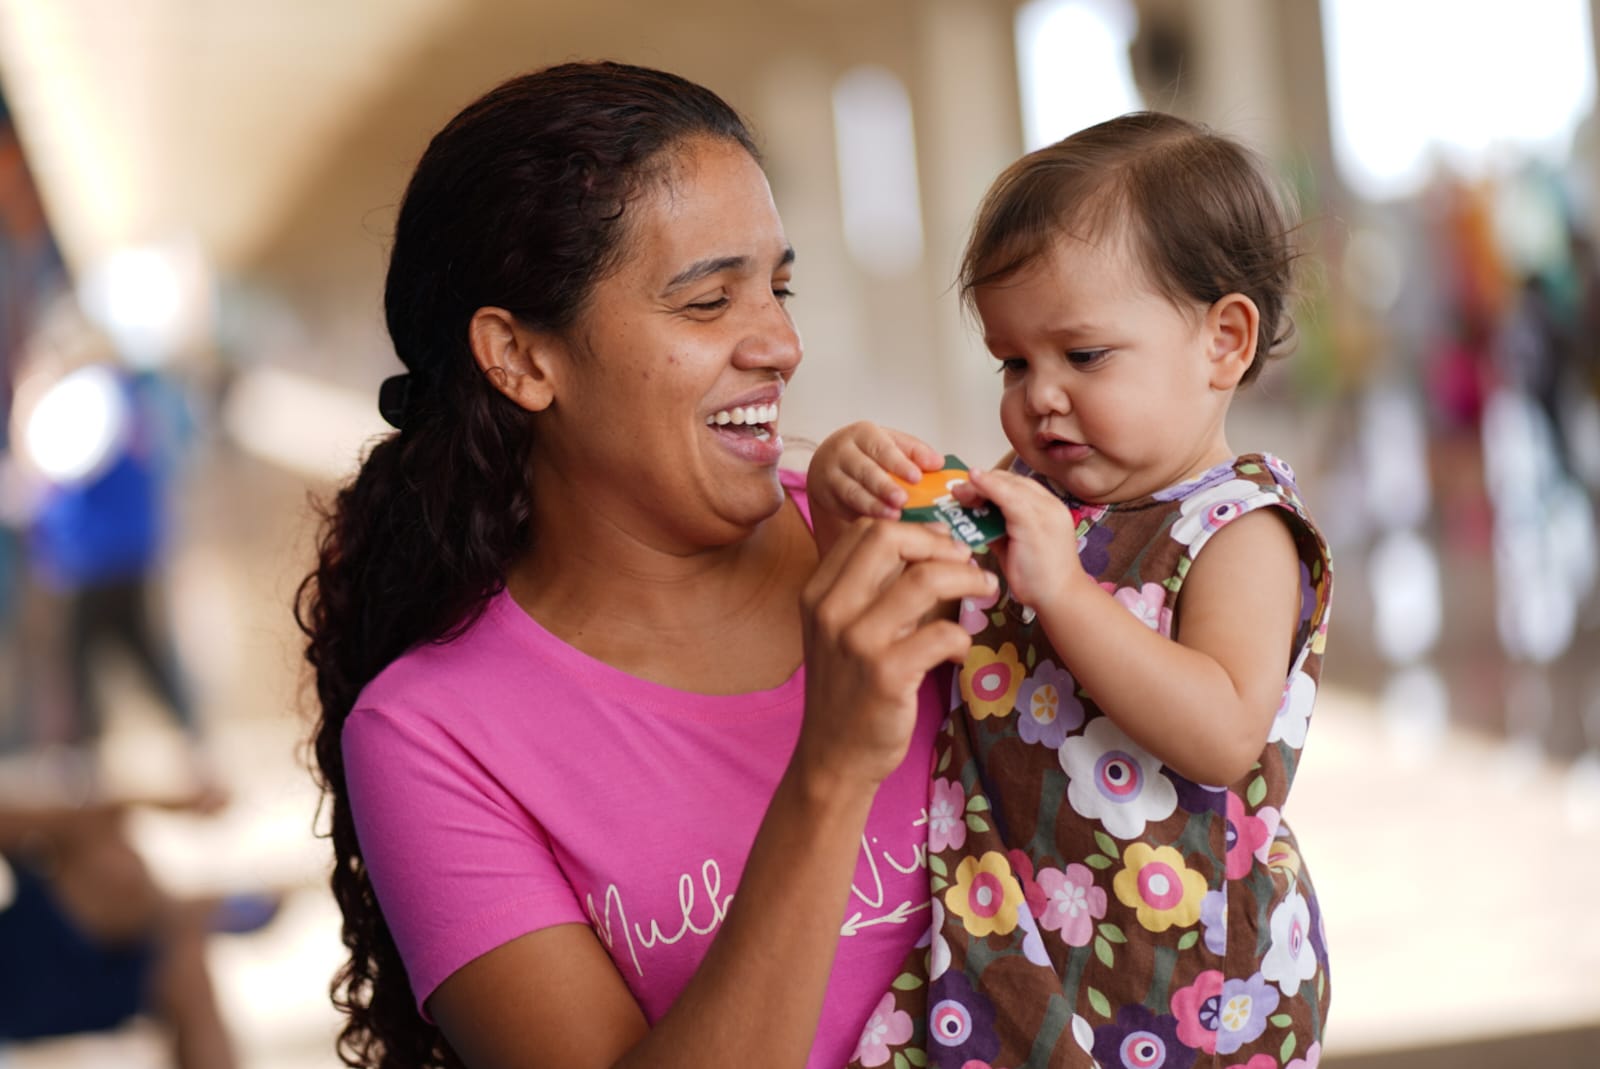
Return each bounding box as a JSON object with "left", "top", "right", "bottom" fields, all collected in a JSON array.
[{"left": 378, "top": 373, "right": 412, "bottom": 429}]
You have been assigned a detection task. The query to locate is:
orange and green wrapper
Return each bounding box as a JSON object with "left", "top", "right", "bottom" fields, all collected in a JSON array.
[{"left": 891, "top": 455, "right": 1006, "bottom": 549}]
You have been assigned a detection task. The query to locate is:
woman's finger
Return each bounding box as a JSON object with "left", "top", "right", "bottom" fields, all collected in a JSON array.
[
  {"left": 844, "top": 557, "right": 996, "bottom": 648},
  {"left": 803, "top": 519, "right": 972, "bottom": 627}
]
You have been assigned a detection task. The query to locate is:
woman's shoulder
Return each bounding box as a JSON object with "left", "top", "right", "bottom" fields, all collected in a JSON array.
[{"left": 352, "top": 591, "right": 557, "bottom": 725}]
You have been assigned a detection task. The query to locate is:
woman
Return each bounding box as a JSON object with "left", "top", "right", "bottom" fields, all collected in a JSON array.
[{"left": 297, "top": 61, "right": 995, "bottom": 1069}]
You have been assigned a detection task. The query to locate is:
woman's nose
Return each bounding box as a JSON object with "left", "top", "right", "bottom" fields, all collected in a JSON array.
[{"left": 733, "top": 299, "right": 803, "bottom": 374}]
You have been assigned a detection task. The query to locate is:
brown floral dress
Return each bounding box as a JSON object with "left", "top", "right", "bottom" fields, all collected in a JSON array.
[{"left": 846, "top": 454, "right": 1333, "bottom": 1069}]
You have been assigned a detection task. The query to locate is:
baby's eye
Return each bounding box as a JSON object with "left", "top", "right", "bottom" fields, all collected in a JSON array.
[
  {"left": 995, "top": 357, "right": 1027, "bottom": 376},
  {"left": 1066, "top": 348, "right": 1110, "bottom": 368}
]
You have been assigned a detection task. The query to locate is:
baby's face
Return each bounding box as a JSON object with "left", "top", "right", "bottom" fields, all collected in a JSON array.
[{"left": 974, "top": 230, "right": 1241, "bottom": 504}]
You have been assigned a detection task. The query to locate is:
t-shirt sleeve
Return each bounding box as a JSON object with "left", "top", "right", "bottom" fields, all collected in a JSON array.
[{"left": 342, "top": 702, "right": 588, "bottom": 1017}]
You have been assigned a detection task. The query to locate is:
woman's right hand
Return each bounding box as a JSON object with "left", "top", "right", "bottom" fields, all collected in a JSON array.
[{"left": 794, "top": 516, "right": 996, "bottom": 788}]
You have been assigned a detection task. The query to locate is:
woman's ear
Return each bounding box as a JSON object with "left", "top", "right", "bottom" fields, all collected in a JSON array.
[
  {"left": 1204, "top": 293, "right": 1260, "bottom": 390},
  {"left": 469, "top": 307, "right": 560, "bottom": 413}
]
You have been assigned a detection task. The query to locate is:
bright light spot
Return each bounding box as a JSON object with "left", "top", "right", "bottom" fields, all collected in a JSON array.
[
  {"left": 1322, "top": 0, "right": 1596, "bottom": 201},
  {"left": 22, "top": 364, "right": 128, "bottom": 483},
  {"left": 78, "top": 238, "right": 216, "bottom": 367},
  {"left": 1368, "top": 528, "right": 1442, "bottom": 665},
  {"left": 1378, "top": 665, "right": 1449, "bottom": 764},
  {"left": 1341, "top": 227, "right": 1405, "bottom": 313},
  {"left": 221, "top": 365, "right": 389, "bottom": 482},
  {"left": 832, "top": 66, "right": 925, "bottom": 278},
  {"left": 1016, "top": 0, "right": 1142, "bottom": 149},
  {"left": 1359, "top": 385, "right": 1431, "bottom": 530},
  {"left": 1482, "top": 388, "right": 1592, "bottom": 662}
]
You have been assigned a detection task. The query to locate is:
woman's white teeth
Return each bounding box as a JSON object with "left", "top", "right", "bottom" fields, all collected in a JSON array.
[{"left": 705, "top": 403, "right": 779, "bottom": 427}]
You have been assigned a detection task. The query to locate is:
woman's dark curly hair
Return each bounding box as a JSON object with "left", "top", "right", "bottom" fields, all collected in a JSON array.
[{"left": 295, "top": 61, "right": 758, "bottom": 1068}]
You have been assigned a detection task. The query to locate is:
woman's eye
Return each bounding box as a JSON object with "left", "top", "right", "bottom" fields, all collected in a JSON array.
[
  {"left": 773, "top": 286, "right": 796, "bottom": 302},
  {"left": 687, "top": 296, "right": 730, "bottom": 312},
  {"left": 1066, "top": 348, "right": 1110, "bottom": 368}
]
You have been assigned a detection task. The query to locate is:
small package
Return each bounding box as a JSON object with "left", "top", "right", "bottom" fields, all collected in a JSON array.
[{"left": 892, "top": 455, "right": 1006, "bottom": 549}]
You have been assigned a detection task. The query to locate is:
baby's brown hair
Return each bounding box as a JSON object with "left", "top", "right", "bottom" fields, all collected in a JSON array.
[{"left": 959, "top": 111, "right": 1299, "bottom": 385}]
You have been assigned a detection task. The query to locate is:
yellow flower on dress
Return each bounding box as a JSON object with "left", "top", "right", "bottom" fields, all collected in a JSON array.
[
  {"left": 944, "top": 851, "right": 1025, "bottom": 937},
  {"left": 1267, "top": 839, "right": 1302, "bottom": 879},
  {"left": 959, "top": 643, "right": 1024, "bottom": 720},
  {"left": 1112, "top": 843, "right": 1207, "bottom": 933}
]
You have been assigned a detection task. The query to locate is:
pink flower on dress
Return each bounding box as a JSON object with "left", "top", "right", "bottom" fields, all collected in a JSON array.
[
  {"left": 1227, "top": 1056, "right": 1280, "bottom": 1069},
  {"left": 1170, "top": 968, "right": 1224, "bottom": 1053},
  {"left": 1102, "top": 581, "right": 1174, "bottom": 636},
  {"left": 959, "top": 585, "right": 1001, "bottom": 635},
  {"left": 853, "top": 992, "right": 914, "bottom": 1067},
  {"left": 1225, "top": 790, "right": 1271, "bottom": 879},
  {"left": 930, "top": 778, "right": 968, "bottom": 854},
  {"left": 1285, "top": 1041, "right": 1322, "bottom": 1069},
  {"left": 1035, "top": 862, "right": 1106, "bottom": 947}
]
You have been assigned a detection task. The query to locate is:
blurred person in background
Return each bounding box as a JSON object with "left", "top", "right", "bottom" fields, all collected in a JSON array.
[
  {"left": 0, "top": 792, "right": 237, "bottom": 1068},
  {"left": 297, "top": 60, "right": 993, "bottom": 1069},
  {"left": 13, "top": 333, "right": 221, "bottom": 807}
]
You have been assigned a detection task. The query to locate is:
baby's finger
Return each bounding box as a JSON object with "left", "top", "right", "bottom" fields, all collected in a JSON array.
[
  {"left": 882, "top": 428, "right": 945, "bottom": 478},
  {"left": 966, "top": 467, "right": 1058, "bottom": 512}
]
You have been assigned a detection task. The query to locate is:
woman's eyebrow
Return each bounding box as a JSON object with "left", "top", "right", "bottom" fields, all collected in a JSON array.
[
  {"left": 666, "top": 255, "right": 747, "bottom": 292},
  {"left": 664, "top": 247, "right": 796, "bottom": 293}
]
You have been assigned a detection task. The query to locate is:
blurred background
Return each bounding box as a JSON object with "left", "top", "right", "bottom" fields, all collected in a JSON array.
[{"left": 0, "top": 0, "right": 1596, "bottom": 1066}]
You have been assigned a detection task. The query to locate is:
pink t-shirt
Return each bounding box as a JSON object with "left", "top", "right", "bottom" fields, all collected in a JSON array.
[{"left": 343, "top": 472, "right": 940, "bottom": 1067}]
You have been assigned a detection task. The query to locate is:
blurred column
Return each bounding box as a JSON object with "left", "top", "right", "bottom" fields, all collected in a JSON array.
[
  {"left": 1184, "top": 0, "right": 1285, "bottom": 154},
  {"left": 910, "top": 0, "right": 1026, "bottom": 464}
]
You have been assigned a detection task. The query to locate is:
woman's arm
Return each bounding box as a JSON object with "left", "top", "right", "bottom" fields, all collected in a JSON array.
[{"left": 430, "top": 519, "right": 997, "bottom": 1069}]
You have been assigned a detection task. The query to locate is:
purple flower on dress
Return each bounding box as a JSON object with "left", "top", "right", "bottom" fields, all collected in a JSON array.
[
  {"left": 1264, "top": 454, "right": 1297, "bottom": 488},
  {"left": 1153, "top": 461, "right": 1236, "bottom": 501},
  {"left": 1093, "top": 1004, "right": 1196, "bottom": 1069},
  {"left": 1214, "top": 972, "right": 1280, "bottom": 1055},
  {"left": 1199, "top": 888, "right": 1227, "bottom": 955},
  {"left": 1165, "top": 767, "right": 1227, "bottom": 814},
  {"left": 1015, "top": 659, "right": 1082, "bottom": 747},
  {"left": 1079, "top": 520, "right": 1116, "bottom": 577},
  {"left": 927, "top": 969, "right": 1000, "bottom": 1067}
]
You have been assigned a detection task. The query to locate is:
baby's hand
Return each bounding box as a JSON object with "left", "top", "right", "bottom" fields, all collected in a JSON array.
[
  {"left": 953, "top": 468, "right": 1086, "bottom": 610},
  {"left": 808, "top": 421, "right": 943, "bottom": 524}
]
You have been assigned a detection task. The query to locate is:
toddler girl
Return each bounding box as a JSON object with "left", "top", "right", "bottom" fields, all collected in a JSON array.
[{"left": 813, "top": 111, "right": 1333, "bottom": 1069}]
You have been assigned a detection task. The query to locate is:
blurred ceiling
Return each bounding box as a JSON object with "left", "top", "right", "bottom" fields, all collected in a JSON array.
[
  {"left": 0, "top": 0, "right": 462, "bottom": 275},
  {"left": 0, "top": 0, "right": 942, "bottom": 287}
]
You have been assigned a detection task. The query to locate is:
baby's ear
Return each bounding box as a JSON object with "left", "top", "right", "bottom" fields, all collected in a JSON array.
[
  {"left": 469, "top": 307, "right": 562, "bottom": 413},
  {"left": 1205, "top": 293, "right": 1260, "bottom": 390}
]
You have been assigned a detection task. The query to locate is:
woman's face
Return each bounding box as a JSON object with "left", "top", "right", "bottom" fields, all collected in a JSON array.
[{"left": 535, "top": 136, "right": 802, "bottom": 550}]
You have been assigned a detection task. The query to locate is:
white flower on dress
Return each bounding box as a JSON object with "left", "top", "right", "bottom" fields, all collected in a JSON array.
[
  {"left": 1060, "top": 718, "right": 1177, "bottom": 838},
  {"left": 1267, "top": 670, "right": 1316, "bottom": 748},
  {"left": 1261, "top": 888, "right": 1319, "bottom": 996},
  {"left": 1171, "top": 478, "right": 1273, "bottom": 550}
]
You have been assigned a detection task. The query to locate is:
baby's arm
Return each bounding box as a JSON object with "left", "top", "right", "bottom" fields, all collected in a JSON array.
[
  {"left": 806, "top": 421, "right": 944, "bottom": 554},
  {"left": 957, "top": 469, "right": 1301, "bottom": 787}
]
